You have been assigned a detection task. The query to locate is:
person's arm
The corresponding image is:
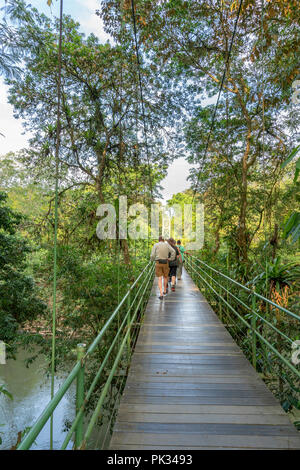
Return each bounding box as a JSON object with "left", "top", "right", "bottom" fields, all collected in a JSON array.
[{"left": 169, "top": 245, "right": 176, "bottom": 260}]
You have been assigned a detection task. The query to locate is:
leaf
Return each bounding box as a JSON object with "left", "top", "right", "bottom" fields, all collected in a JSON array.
[
  {"left": 282, "top": 400, "right": 292, "bottom": 412},
  {"left": 293, "top": 158, "right": 300, "bottom": 182},
  {"left": 282, "top": 212, "right": 300, "bottom": 243},
  {"left": 47, "top": 0, "right": 52, "bottom": 6},
  {"left": 291, "top": 221, "right": 300, "bottom": 243},
  {"left": 230, "top": 1, "right": 237, "bottom": 12},
  {"left": 281, "top": 144, "right": 300, "bottom": 169},
  {"left": 0, "top": 385, "right": 13, "bottom": 400}
]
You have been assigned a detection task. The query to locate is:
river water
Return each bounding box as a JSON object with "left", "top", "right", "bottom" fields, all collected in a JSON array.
[{"left": 0, "top": 348, "right": 76, "bottom": 450}]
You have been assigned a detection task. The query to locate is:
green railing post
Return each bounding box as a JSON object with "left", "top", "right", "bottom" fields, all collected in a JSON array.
[
  {"left": 219, "top": 282, "right": 223, "bottom": 322},
  {"left": 75, "top": 343, "right": 86, "bottom": 449},
  {"left": 127, "top": 284, "right": 131, "bottom": 360},
  {"left": 226, "top": 250, "right": 229, "bottom": 320},
  {"left": 251, "top": 290, "right": 257, "bottom": 370},
  {"left": 210, "top": 265, "right": 214, "bottom": 305},
  {"left": 191, "top": 255, "right": 194, "bottom": 281}
]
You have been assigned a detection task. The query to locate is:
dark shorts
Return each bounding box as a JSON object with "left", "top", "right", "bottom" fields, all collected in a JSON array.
[{"left": 169, "top": 265, "right": 177, "bottom": 277}]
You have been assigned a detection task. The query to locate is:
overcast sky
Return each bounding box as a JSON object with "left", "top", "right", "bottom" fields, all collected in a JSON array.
[{"left": 0, "top": 0, "right": 193, "bottom": 202}]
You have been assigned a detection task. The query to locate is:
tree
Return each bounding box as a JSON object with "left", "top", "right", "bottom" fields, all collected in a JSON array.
[
  {"left": 3, "top": 1, "right": 182, "bottom": 261},
  {"left": 4, "top": 1, "right": 178, "bottom": 199},
  {"left": 0, "top": 192, "right": 46, "bottom": 345},
  {"left": 100, "top": 0, "right": 300, "bottom": 263}
]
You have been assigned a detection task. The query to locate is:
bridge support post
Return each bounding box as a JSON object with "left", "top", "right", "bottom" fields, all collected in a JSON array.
[
  {"left": 251, "top": 292, "right": 257, "bottom": 370},
  {"left": 218, "top": 284, "right": 223, "bottom": 322},
  {"left": 127, "top": 286, "right": 131, "bottom": 361},
  {"left": 209, "top": 265, "right": 213, "bottom": 306},
  {"left": 191, "top": 255, "right": 195, "bottom": 282},
  {"left": 75, "top": 343, "right": 86, "bottom": 448}
]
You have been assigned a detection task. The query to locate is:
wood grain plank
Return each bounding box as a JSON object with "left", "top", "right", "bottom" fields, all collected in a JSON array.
[
  {"left": 114, "top": 421, "right": 299, "bottom": 436},
  {"left": 121, "top": 396, "right": 278, "bottom": 406},
  {"left": 117, "top": 404, "right": 287, "bottom": 415},
  {"left": 110, "top": 432, "right": 300, "bottom": 449},
  {"left": 116, "top": 412, "right": 292, "bottom": 426},
  {"left": 108, "top": 269, "right": 300, "bottom": 450}
]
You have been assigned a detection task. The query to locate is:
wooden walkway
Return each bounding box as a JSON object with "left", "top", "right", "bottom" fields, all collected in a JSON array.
[{"left": 110, "top": 269, "right": 300, "bottom": 450}]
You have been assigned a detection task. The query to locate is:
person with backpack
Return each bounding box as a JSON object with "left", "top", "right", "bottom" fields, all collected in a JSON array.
[
  {"left": 176, "top": 240, "right": 185, "bottom": 280},
  {"left": 167, "top": 238, "right": 180, "bottom": 292},
  {"left": 150, "top": 236, "right": 174, "bottom": 300}
]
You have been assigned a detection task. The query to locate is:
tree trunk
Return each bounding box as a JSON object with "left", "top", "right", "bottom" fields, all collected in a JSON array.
[
  {"left": 120, "top": 239, "right": 130, "bottom": 265},
  {"left": 237, "top": 144, "right": 249, "bottom": 264},
  {"left": 213, "top": 222, "right": 221, "bottom": 255},
  {"left": 236, "top": 91, "right": 252, "bottom": 265},
  {"left": 270, "top": 223, "right": 279, "bottom": 261}
]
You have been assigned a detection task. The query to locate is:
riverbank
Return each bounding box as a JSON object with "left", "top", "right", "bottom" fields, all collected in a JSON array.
[{"left": 0, "top": 348, "right": 75, "bottom": 450}]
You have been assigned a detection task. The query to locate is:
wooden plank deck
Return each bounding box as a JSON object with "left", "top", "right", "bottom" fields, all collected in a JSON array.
[{"left": 109, "top": 269, "right": 300, "bottom": 450}]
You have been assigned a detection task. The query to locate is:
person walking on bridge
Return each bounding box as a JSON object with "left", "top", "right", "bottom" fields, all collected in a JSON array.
[
  {"left": 176, "top": 240, "right": 185, "bottom": 280},
  {"left": 167, "top": 238, "right": 180, "bottom": 292},
  {"left": 150, "top": 236, "right": 174, "bottom": 300}
]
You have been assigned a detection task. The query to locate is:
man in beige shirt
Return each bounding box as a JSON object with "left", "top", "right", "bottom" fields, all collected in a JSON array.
[{"left": 150, "top": 236, "right": 175, "bottom": 300}]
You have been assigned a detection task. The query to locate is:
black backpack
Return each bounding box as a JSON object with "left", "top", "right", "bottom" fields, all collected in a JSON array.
[{"left": 169, "top": 246, "right": 178, "bottom": 267}]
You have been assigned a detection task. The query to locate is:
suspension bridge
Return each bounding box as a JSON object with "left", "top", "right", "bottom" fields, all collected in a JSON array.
[
  {"left": 109, "top": 266, "right": 300, "bottom": 450},
  {"left": 5, "top": 0, "right": 298, "bottom": 452},
  {"left": 17, "top": 255, "right": 300, "bottom": 450}
]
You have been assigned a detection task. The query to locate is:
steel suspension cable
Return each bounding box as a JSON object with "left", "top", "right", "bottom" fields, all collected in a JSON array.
[
  {"left": 192, "top": 0, "right": 244, "bottom": 202},
  {"left": 130, "top": 0, "right": 153, "bottom": 200},
  {"left": 50, "top": 0, "right": 63, "bottom": 450},
  {"left": 99, "top": 295, "right": 146, "bottom": 449},
  {"left": 260, "top": 0, "right": 268, "bottom": 300}
]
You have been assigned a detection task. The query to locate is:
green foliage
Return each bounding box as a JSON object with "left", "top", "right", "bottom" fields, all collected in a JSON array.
[
  {"left": 282, "top": 212, "right": 300, "bottom": 244},
  {"left": 0, "top": 0, "right": 298, "bottom": 439},
  {"left": 281, "top": 146, "right": 300, "bottom": 243},
  {"left": 100, "top": 0, "right": 300, "bottom": 264},
  {"left": 50, "top": 246, "right": 142, "bottom": 331},
  {"left": 249, "top": 257, "right": 300, "bottom": 293},
  {"left": 0, "top": 192, "right": 46, "bottom": 346},
  {"left": 294, "top": 421, "right": 300, "bottom": 431},
  {"left": 281, "top": 145, "right": 300, "bottom": 182},
  {"left": 0, "top": 384, "right": 13, "bottom": 401},
  {"left": 3, "top": 1, "right": 176, "bottom": 205}
]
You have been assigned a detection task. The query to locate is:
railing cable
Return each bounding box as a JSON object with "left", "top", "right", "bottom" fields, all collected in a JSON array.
[
  {"left": 130, "top": 0, "right": 153, "bottom": 200},
  {"left": 192, "top": 0, "right": 244, "bottom": 202},
  {"left": 50, "top": 0, "right": 63, "bottom": 450}
]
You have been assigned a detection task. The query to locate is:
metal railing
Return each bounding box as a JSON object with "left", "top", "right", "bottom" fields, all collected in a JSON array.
[
  {"left": 185, "top": 254, "right": 300, "bottom": 412},
  {"left": 17, "top": 262, "right": 155, "bottom": 450}
]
